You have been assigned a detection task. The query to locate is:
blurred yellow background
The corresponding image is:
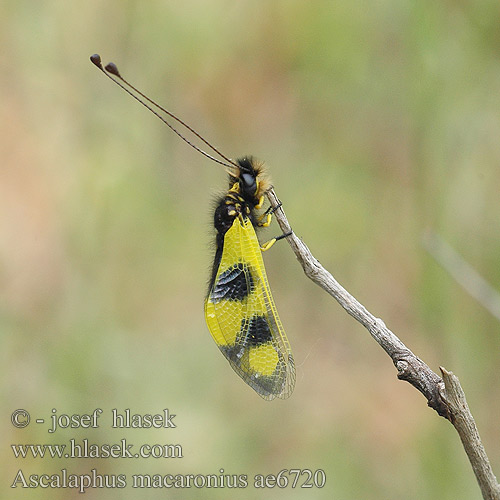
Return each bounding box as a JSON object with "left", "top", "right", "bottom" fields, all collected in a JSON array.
[{"left": 2, "top": 1, "right": 500, "bottom": 499}]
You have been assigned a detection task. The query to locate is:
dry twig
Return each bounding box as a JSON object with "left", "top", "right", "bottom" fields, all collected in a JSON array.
[{"left": 267, "top": 188, "right": 500, "bottom": 500}]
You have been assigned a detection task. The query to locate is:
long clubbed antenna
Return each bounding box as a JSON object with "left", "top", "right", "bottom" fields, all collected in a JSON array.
[{"left": 90, "top": 54, "right": 239, "bottom": 170}]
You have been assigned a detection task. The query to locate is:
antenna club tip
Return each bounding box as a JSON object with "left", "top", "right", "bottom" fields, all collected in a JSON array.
[
  {"left": 90, "top": 54, "right": 102, "bottom": 68},
  {"left": 105, "top": 62, "right": 121, "bottom": 77}
]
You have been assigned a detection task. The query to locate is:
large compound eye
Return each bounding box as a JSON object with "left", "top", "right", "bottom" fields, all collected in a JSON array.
[{"left": 241, "top": 172, "right": 257, "bottom": 195}]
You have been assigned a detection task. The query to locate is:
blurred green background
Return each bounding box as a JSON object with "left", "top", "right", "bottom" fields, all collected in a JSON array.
[{"left": 2, "top": 1, "right": 500, "bottom": 499}]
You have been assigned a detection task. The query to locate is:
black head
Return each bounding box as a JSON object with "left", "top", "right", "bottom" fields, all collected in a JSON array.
[{"left": 236, "top": 156, "right": 258, "bottom": 198}]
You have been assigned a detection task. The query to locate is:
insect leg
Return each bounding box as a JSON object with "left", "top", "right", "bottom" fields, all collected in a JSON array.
[
  {"left": 260, "top": 230, "right": 293, "bottom": 252},
  {"left": 257, "top": 200, "right": 283, "bottom": 227}
]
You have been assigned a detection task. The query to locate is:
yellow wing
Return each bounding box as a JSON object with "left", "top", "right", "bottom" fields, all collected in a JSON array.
[{"left": 205, "top": 216, "right": 295, "bottom": 400}]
